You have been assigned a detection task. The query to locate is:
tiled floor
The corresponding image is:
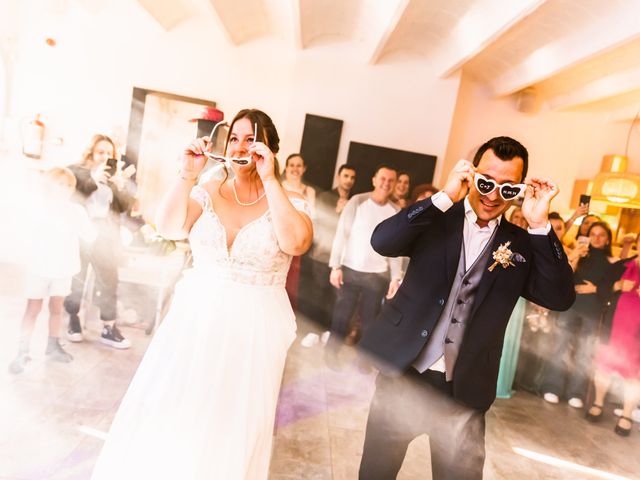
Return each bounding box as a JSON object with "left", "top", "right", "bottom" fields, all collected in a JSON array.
[{"left": 1, "top": 262, "right": 639, "bottom": 479}]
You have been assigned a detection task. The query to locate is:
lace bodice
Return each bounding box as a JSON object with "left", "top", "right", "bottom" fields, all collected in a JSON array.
[{"left": 188, "top": 185, "right": 310, "bottom": 286}]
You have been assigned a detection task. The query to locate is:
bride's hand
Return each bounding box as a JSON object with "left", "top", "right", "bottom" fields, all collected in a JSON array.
[
  {"left": 249, "top": 142, "right": 277, "bottom": 182},
  {"left": 180, "top": 137, "right": 210, "bottom": 180}
]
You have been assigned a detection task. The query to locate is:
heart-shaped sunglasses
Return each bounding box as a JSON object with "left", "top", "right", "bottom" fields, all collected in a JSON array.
[
  {"left": 474, "top": 172, "right": 526, "bottom": 201},
  {"left": 203, "top": 121, "right": 257, "bottom": 166}
]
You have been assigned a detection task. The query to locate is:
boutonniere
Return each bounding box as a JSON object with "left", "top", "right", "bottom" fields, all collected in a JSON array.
[{"left": 489, "top": 241, "right": 516, "bottom": 272}]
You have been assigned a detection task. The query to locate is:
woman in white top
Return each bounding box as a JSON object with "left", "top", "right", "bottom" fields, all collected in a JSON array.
[
  {"left": 90, "top": 109, "right": 313, "bottom": 480},
  {"left": 281, "top": 153, "right": 316, "bottom": 311},
  {"left": 281, "top": 153, "right": 316, "bottom": 210}
]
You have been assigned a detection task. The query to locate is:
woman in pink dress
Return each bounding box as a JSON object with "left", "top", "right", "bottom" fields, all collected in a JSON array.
[{"left": 586, "top": 241, "right": 640, "bottom": 437}]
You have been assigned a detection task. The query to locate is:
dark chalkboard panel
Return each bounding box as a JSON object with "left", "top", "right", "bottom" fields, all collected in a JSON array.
[
  {"left": 299, "top": 114, "right": 344, "bottom": 192},
  {"left": 346, "top": 141, "right": 437, "bottom": 196}
]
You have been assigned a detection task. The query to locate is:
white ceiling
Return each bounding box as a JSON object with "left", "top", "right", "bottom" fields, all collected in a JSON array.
[{"left": 94, "top": 0, "right": 640, "bottom": 119}]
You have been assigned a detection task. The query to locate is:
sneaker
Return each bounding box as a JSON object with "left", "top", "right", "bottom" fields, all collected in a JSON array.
[
  {"left": 100, "top": 324, "right": 131, "bottom": 349},
  {"left": 67, "top": 314, "right": 83, "bottom": 343},
  {"left": 614, "top": 408, "right": 640, "bottom": 423},
  {"left": 320, "top": 331, "right": 331, "bottom": 345},
  {"left": 568, "top": 397, "right": 584, "bottom": 409},
  {"left": 45, "top": 341, "right": 73, "bottom": 363},
  {"left": 543, "top": 392, "right": 559, "bottom": 404},
  {"left": 8, "top": 353, "right": 31, "bottom": 374},
  {"left": 301, "top": 333, "right": 319, "bottom": 348}
]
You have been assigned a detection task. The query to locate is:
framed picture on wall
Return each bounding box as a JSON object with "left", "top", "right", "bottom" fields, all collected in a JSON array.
[{"left": 125, "top": 87, "right": 221, "bottom": 222}]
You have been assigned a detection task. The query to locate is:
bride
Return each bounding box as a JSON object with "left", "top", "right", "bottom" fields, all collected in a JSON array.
[{"left": 90, "top": 109, "right": 313, "bottom": 479}]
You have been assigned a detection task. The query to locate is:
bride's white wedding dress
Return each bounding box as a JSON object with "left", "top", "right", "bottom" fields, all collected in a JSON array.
[{"left": 91, "top": 185, "right": 308, "bottom": 480}]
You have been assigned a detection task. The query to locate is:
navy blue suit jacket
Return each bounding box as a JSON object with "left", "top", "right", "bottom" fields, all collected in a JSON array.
[{"left": 358, "top": 198, "right": 575, "bottom": 411}]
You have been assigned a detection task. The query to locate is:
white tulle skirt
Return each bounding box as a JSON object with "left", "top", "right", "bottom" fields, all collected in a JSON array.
[{"left": 90, "top": 268, "right": 297, "bottom": 480}]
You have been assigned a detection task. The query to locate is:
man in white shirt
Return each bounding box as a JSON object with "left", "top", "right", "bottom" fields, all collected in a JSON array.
[{"left": 325, "top": 165, "right": 403, "bottom": 369}]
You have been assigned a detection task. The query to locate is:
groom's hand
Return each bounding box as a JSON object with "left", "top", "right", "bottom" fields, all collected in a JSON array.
[
  {"left": 443, "top": 159, "right": 475, "bottom": 203},
  {"left": 521, "top": 177, "right": 559, "bottom": 229}
]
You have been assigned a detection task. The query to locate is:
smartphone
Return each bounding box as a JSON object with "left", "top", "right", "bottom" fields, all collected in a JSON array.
[
  {"left": 579, "top": 194, "right": 591, "bottom": 207},
  {"left": 105, "top": 158, "right": 118, "bottom": 176},
  {"left": 577, "top": 235, "right": 590, "bottom": 247}
]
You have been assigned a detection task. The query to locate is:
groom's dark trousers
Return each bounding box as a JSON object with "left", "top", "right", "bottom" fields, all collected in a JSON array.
[
  {"left": 357, "top": 197, "right": 575, "bottom": 479},
  {"left": 360, "top": 368, "right": 486, "bottom": 480}
]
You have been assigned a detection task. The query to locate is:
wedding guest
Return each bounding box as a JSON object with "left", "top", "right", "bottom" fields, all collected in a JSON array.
[
  {"left": 325, "top": 164, "right": 403, "bottom": 369},
  {"left": 508, "top": 206, "right": 528, "bottom": 229},
  {"left": 282, "top": 153, "right": 316, "bottom": 310},
  {"left": 318, "top": 163, "right": 357, "bottom": 215},
  {"left": 299, "top": 164, "right": 357, "bottom": 347},
  {"left": 410, "top": 183, "right": 438, "bottom": 205},
  {"left": 566, "top": 213, "right": 601, "bottom": 248},
  {"left": 64, "top": 134, "right": 135, "bottom": 349},
  {"left": 391, "top": 171, "right": 411, "bottom": 208},
  {"left": 281, "top": 153, "right": 316, "bottom": 210},
  {"left": 496, "top": 207, "right": 529, "bottom": 398},
  {"left": 514, "top": 211, "right": 572, "bottom": 394},
  {"left": 542, "top": 221, "right": 619, "bottom": 408},
  {"left": 9, "top": 168, "right": 96, "bottom": 374},
  {"left": 563, "top": 201, "right": 590, "bottom": 238},
  {"left": 586, "top": 235, "right": 640, "bottom": 436}
]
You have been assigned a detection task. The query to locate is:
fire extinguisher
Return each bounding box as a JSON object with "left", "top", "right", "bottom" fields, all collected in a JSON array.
[{"left": 22, "top": 114, "right": 45, "bottom": 159}]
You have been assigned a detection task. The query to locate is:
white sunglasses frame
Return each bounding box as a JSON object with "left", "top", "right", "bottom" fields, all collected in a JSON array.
[
  {"left": 204, "top": 121, "right": 257, "bottom": 166},
  {"left": 474, "top": 172, "right": 526, "bottom": 201}
]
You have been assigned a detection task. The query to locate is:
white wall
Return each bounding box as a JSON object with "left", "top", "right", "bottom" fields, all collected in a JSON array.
[
  {"left": 6, "top": 0, "right": 460, "bottom": 183},
  {"left": 5, "top": 1, "right": 638, "bottom": 209}
]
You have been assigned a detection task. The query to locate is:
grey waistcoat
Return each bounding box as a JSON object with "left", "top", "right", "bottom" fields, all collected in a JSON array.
[{"left": 413, "top": 227, "right": 498, "bottom": 381}]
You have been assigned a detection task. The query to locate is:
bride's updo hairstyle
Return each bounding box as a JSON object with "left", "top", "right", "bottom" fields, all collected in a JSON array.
[{"left": 219, "top": 109, "right": 281, "bottom": 193}]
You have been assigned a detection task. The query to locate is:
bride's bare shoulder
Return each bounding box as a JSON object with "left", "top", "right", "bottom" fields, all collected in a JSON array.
[{"left": 199, "top": 179, "right": 224, "bottom": 196}]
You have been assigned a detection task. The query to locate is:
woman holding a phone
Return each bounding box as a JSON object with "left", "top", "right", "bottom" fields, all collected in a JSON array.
[
  {"left": 64, "top": 134, "right": 135, "bottom": 349},
  {"left": 542, "top": 222, "right": 622, "bottom": 408}
]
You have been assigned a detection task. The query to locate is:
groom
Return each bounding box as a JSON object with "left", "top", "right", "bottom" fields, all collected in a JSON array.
[{"left": 357, "top": 136, "right": 575, "bottom": 479}]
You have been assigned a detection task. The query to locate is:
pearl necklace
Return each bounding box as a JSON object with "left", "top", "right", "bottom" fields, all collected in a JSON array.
[{"left": 232, "top": 178, "right": 266, "bottom": 207}]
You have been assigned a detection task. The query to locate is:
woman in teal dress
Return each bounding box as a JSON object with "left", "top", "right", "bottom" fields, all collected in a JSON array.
[
  {"left": 496, "top": 297, "right": 526, "bottom": 398},
  {"left": 496, "top": 207, "right": 528, "bottom": 398}
]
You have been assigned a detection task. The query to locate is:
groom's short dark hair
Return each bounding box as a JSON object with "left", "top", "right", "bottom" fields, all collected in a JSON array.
[{"left": 473, "top": 136, "right": 528, "bottom": 182}]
